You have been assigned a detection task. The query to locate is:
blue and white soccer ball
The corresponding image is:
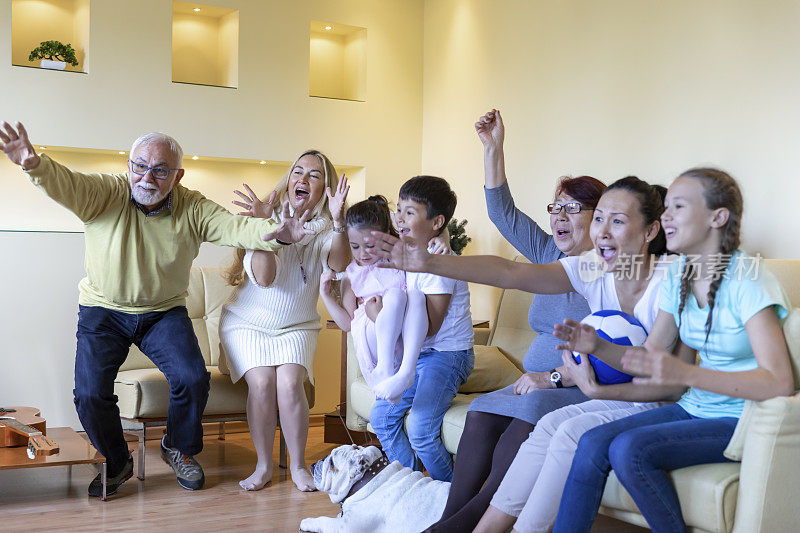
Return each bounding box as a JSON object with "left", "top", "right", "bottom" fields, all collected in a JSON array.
[{"left": 572, "top": 310, "right": 648, "bottom": 385}]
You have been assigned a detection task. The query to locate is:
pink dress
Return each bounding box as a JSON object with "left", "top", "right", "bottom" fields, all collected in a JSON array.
[{"left": 346, "top": 260, "right": 407, "bottom": 387}]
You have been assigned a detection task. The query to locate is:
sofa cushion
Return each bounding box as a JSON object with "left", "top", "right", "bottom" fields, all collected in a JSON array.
[
  {"left": 350, "top": 377, "right": 375, "bottom": 422},
  {"left": 601, "top": 463, "right": 739, "bottom": 533},
  {"left": 115, "top": 366, "right": 248, "bottom": 418},
  {"left": 116, "top": 366, "right": 315, "bottom": 418},
  {"left": 441, "top": 392, "right": 484, "bottom": 453},
  {"left": 459, "top": 345, "right": 523, "bottom": 393}
]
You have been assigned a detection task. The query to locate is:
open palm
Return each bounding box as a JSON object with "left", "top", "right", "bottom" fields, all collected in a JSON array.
[
  {"left": 554, "top": 319, "right": 600, "bottom": 355},
  {"left": 0, "top": 121, "right": 40, "bottom": 170},
  {"left": 372, "top": 232, "right": 429, "bottom": 272},
  {"left": 326, "top": 173, "right": 349, "bottom": 223},
  {"left": 233, "top": 184, "right": 277, "bottom": 219},
  {"left": 263, "top": 200, "right": 316, "bottom": 244}
]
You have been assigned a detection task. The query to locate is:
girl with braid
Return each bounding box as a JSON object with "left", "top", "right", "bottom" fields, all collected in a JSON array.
[{"left": 550, "top": 168, "right": 794, "bottom": 533}]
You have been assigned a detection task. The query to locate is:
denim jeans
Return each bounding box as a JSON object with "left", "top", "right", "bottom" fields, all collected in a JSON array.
[
  {"left": 553, "top": 403, "right": 738, "bottom": 533},
  {"left": 74, "top": 305, "right": 210, "bottom": 475},
  {"left": 369, "top": 347, "right": 474, "bottom": 481}
]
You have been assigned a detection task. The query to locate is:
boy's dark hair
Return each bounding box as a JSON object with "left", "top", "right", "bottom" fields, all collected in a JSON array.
[
  {"left": 398, "top": 175, "right": 457, "bottom": 232},
  {"left": 345, "top": 195, "right": 398, "bottom": 238}
]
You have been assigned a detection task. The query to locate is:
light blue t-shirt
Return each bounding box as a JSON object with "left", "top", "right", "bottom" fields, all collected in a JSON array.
[{"left": 659, "top": 251, "right": 790, "bottom": 419}]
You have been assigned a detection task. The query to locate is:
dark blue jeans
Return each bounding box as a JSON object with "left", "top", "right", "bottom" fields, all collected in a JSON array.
[
  {"left": 74, "top": 305, "right": 210, "bottom": 475},
  {"left": 553, "top": 403, "right": 738, "bottom": 533}
]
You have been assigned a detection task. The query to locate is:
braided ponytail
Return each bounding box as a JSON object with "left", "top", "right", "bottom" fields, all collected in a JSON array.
[{"left": 675, "top": 168, "right": 743, "bottom": 341}]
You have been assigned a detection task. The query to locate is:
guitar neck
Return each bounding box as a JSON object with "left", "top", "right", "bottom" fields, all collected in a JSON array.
[{"left": 0, "top": 417, "right": 43, "bottom": 437}]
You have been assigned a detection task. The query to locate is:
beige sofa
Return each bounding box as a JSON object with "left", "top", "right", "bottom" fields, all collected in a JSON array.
[
  {"left": 115, "top": 266, "right": 314, "bottom": 479},
  {"left": 345, "top": 257, "right": 800, "bottom": 533}
]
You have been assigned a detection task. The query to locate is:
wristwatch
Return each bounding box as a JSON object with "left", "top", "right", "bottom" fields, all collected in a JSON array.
[{"left": 549, "top": 369, "right": 563, "bottom": 388}]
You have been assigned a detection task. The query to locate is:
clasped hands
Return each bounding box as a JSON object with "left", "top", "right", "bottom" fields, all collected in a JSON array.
[{"left": 554, "top": 318, "right": 686, "bottom": 386}]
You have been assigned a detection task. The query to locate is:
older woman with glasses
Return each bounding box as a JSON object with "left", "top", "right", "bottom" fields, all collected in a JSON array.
[{"left": 426, "top": 110, "right": 606, "bottom": 532}]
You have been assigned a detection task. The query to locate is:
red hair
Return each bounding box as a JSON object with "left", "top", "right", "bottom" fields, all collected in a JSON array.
[{"left": 554, "top": 176, "right": 606, "bottom": 209}]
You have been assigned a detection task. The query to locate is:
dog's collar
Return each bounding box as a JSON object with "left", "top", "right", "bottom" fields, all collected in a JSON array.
[{"left": 344, "top": 455, "right": 391, "bottom": 501}]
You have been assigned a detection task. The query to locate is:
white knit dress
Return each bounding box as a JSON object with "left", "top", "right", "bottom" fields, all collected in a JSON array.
[{"left": 220, "top": 219, "right": 333, "bottom": 384}]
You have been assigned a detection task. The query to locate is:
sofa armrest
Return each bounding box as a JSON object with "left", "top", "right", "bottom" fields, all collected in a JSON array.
[
  {"left": 730, "top": 391, "right": 800, "bottom": 533},
  {"left": 345, "top": 332, "right": 369, "bottom": 431}
]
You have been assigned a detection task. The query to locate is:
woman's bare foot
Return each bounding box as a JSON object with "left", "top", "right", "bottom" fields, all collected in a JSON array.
[
  {"left": 239, "top": 463, "right": 273, "bottom": 491},
  {"left": 290, "top": 465, "right": 317, "bottom": 492}
]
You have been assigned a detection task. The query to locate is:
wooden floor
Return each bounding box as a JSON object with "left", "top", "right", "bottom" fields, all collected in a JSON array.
[{"left": 0, "top": 427, "right": 647, "bottom": 532}]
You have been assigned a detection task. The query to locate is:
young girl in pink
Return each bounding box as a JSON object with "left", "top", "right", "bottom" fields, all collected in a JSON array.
[{"left": 320, "top": 196, "right": 428, "bottom": 403}]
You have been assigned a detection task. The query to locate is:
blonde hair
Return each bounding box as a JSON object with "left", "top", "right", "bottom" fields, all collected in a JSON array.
[{"left": 226, "top": 150, "right": 340, "bottom": 286}]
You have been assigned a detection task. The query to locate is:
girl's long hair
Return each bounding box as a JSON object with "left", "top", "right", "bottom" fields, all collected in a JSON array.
[{"left": 675, "top": 168, "right": 743, "bottom": 342}]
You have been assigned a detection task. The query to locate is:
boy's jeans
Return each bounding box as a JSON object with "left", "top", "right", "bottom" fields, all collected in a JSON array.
[{"left": 370, "top": 347, "right": 474, "bottom": 481}]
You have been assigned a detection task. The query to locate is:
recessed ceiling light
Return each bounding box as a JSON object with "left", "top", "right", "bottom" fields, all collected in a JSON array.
[
  {"left": 118, "top": 151, "right": 125, "bottom": 155},
  {"left": 192, "top": 155, "right": 199, "bottom": 160},
  {"left": 39, "top": 147, "right": 46, "bottom": 150},
  {"left": 325, "top": 26, "right": 332, "bottom": 30},
  {"left": 259, "top": 160, "right": 267, "bottom": 165},
  {"left": 193, "top": 8, "right": 201, "bottom": 12}
]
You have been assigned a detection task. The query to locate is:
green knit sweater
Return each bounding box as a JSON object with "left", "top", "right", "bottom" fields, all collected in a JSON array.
[{"left": 26, "top": 154, "right": 280, "bottom": 313}]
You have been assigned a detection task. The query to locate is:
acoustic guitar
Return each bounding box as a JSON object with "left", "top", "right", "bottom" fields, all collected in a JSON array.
[{"left": 0, "top": 406, "right": 59, "bottom": 458}]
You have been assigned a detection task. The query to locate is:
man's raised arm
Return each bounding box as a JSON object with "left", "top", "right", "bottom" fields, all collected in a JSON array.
[{"left": 1, "top": 121, "right": 122, "bottom": 222}]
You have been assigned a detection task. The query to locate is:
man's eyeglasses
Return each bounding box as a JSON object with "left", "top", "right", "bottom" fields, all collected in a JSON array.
[
  {"left": 547, "top": 202, "right": 590, "bottom": 215},
  {"left": 128, "top": 160, "right": 179, "bottom": 180}
]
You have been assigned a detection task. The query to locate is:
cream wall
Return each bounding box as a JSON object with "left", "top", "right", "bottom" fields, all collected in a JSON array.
[
  {"left": 172, "top": 11, "right": 226, "bottom": 87},
  {"left": 1, "top": 0, "right": 423, "bottom": 168},
  {"left": 309, "top": 32, "right": 346, "bottom": 98},
  {"left": 219, "top": 11, "right": 239, "bottom": 88},
  {"left": 0, "top": 0, "right": 423, "bottom": 424},
  {"left": 421, "top": 0, "right": 800, "bottom": 317}
]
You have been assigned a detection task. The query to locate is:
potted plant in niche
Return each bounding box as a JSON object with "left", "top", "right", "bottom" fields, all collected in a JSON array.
[{"left": 28, "top": 40, "right": 79, "bottom": 71}]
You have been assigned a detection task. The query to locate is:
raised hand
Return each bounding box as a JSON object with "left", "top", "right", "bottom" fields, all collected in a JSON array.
[
  {"left": 326, "top": 173, "right": 349, "bottom": 225},
  {"left": 233, "top": 185, "right": 277, "bottom": 219},
  {"left": 554, "top": 318, "right": 600, "bottom": 356},
  {"left": 474, "top": 109, "right": 505, "bottom": 150},
  {"left": 263, "top": 200, "right": 316, "bottom": 244},
  {"left": 371, "top": 231, "right": 430, "bottom": 272},
  {"left": 0, "top": 121, "right": 40, "bottom": 170},
  {"left": 622, "top": 346, "right": 687, "bottom": 386}
]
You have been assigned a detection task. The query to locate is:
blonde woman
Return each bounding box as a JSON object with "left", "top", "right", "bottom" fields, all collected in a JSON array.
[{"left": 220, "top": 150, "right": 350, "bottom": 491}]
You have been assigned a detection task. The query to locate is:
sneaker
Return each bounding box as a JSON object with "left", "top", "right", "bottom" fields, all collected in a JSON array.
[
  {"left": 88, "top": 454, "right": 133, "bottom": 497},
  {"left": 160, "top": 435, "right": 205, "bottom": 490}
]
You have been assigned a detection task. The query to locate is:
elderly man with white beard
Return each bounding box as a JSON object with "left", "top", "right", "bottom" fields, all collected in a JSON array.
[{"left": 0, "top": 121, "right": 315, "bottom": 497}]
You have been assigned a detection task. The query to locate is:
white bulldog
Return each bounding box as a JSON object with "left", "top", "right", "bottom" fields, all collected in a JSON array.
[{"left": 300, "top": 444, "right": 449, "bottom": 533}]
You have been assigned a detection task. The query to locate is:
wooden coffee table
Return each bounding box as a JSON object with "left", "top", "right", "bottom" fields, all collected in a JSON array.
[{"left": 0, "top": 427, "right": 108, "bottom": 499}]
